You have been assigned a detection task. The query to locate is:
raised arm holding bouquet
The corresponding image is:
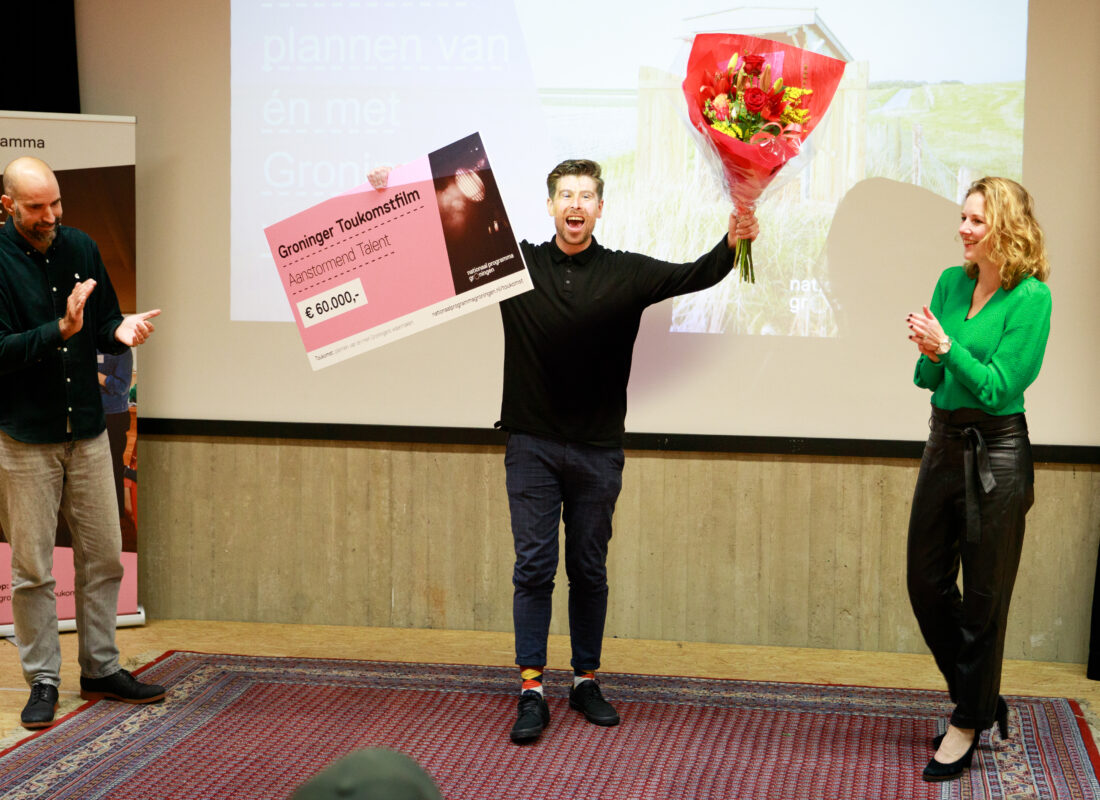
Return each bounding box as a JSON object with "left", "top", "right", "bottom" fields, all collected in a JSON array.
[{"left": 683, "top": 33, "right": 846, "bottom": 281}]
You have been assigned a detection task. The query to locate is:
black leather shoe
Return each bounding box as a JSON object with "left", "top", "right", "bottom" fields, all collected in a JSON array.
[
  {"left": 510, "top": 690, "right": 550, "bottom": 743},
  {"left": 21, "top": 682, "right": 59, "bottom": 730},
  {"left": 79, "top": 669, "right": 166, "bottom": 704},
  {"left": 923, "top": 734, "right": 978, "bottom": 782},
  {"left": 569, "top": 679, "right": 620, "bottom": 726}
]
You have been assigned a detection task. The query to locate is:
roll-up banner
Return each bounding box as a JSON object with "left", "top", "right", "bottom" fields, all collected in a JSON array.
[{"left": 0, "top": 110, "right": 143, "bottom": 636}]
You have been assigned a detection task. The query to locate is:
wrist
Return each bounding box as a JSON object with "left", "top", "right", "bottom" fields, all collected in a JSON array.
[{"left": 935, "top": 335, "right": 952, "bottom": 356}]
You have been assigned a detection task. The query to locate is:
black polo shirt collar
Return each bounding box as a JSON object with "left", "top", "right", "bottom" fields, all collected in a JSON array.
[{"left": 548, "top": 236, "right": 603, "bottom": 266}]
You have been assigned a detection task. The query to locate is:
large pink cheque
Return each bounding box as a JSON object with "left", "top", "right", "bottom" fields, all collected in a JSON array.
[{"left": 264, "top": 132, "right": 532, "bottom": 370}]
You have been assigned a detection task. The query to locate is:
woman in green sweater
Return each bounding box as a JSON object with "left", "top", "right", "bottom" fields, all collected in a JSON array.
[{"left": 905, "top": 176, "right": 1051, "bottom": 783}]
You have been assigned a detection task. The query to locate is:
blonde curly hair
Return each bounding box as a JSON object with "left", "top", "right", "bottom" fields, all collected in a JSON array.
[{"left": 964, "top": 177, "right": 1050, "bottom": 289}]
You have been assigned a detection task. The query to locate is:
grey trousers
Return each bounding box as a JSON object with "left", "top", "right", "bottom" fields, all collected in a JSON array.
[{"left": 0, "top": 430, "right": 123, "bottom": 687}]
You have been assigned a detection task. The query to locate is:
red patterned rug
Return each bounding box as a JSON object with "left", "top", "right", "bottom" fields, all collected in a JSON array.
[{"left": 0, "top": 651, "right": 1097, "bottom": 799}]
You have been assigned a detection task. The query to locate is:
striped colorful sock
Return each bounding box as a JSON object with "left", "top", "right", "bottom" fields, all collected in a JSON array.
[
  {"left": 520, "top": 667, "right": 544, "bottom": 696},
  {"left": 573, "top": 669, "right": 596, "bottom": 688}
]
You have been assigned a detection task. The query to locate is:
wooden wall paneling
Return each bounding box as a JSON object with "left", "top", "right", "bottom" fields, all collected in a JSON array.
[
  {"left": 730, "top": 454, "right": 765, "bottom": 643},
  {"left": 459, "top": 447, "right": 482, "bottom": 629},
  {"left": 136, "top": 437, "right": 1100, "bottom": 664},
  {"left": 850, "top": 458, "right": 890, "bottom": 652},
  {"left": 690, "top": 453, "right": 738, "bottom": 644},
  {"left": 656, "top": 452, "right": 690, "bottom": 642},
  {"left": 673, "top": 452, "right": 704, "bottom": 642},
  {"left": 166, "top": 439, "right": 200, "bottom": 614},
  {"left": 307, "top": 440, "right": 352, "bottom": 624},
  {"left": 469, "top": 444, "right": 507, "bottom": 632},
  {"left": 849, "top": 455, "right": 892, "bottom": 650},
  {"left": 640, "top": 449, "right": 672, "bottom": 639},
  {"left": 1064, "top": 463, "right": 1100, "bottom": 662},
  {"left": 878, "top": 460, "right": 923, "bottom": 653},
  {"left": 484, "top": 451, "right": 516, "bottom": 634},
  {"left": 431, "top": 446, "right": 486, "bottom": 631},
  {"left": 257, "top": 440, "right": 303, "bottom": 622},
  {"left": 761, "top": 456, "right": 809, "bottom": 646},
  {"left": 606, "top": 452, "right": 643, "bottom": 641},
  {"left": 398, "top": 445, "right": 428, "bottom": 629},
  {"left": 805, "top": 457, "right": 836, "bottom": 651},
  {"left": 340, "top": 443, "right": 374, "bottom": 626},
  {"left": 187, "top": 439, "right": 222, "bottom": 616},
  {"left": 361, "top": 442, "right": 397, "bottom": 628},
  {"left": 138, "top": 437, "right": 177, "bottom": 617},
  {"left": 1009, "top": 464, "right": 1100, "bottom": 662},
  {"left": 1004, "top": 460, "right": 1044, "bottom": 660}
]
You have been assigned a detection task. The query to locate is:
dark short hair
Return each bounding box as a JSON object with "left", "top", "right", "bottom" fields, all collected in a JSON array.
[{"left": 546, "top": 159, "right": 603, "bottom": 200}]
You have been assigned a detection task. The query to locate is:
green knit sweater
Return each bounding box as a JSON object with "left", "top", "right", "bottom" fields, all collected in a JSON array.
[{"left": 914, "top": 266, "right": 1052, "bottom": 414}]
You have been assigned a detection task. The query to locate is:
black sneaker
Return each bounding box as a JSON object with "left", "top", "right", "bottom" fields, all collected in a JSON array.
[
  {"left": 79, "top": 669, "right": 166, "bottom": 704},
  {"left": 21, "top": 682, "right": 59, "bottom": 730},
  {"left": 509, "top": 689, "right": 550, "bottom": 743},
  {"left": 569, "top": 679, "right": 620, "bottom": 726}
]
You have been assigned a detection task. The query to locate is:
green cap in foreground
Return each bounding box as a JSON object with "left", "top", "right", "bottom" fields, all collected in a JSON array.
[{"left": 292, "top": 748, "right": 442, "bottom": 800}]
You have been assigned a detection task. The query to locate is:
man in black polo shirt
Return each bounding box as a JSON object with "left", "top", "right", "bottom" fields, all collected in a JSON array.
[
  {"left": 368, "top": 158, "right": 755, "bottom": 743},
  {"left": 501, "top": 159, "right": 754, "bottom": 742},
  {"left": 0, "top": 156, "right": 165, "bottom": 729}
]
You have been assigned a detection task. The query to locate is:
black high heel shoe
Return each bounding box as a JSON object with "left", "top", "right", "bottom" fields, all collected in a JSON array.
[
  {"left": 931, "top": 697, "right": 1010, "bottom": 748},
  {"left": 923, "top": 732, "right": 978, "bottom": 782}
]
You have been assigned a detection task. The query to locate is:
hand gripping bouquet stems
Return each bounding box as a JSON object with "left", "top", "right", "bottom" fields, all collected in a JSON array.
[{"left": 683, "top": 34, "right": 845, "bottom": 282}]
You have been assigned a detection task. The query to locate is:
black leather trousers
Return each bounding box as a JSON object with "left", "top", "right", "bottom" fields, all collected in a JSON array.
[{"left": 906, "top": 407, "right": 1034, "bottom": 730}]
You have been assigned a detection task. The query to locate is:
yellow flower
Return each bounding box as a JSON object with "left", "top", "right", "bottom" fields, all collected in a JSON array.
[
  {"left": 710, "top": 119, "right": 745, "bottom": 140},
  {"left": 780, "top": 86, "right": 813, "bottom": 125},
  {"left": 780, "top": 107, "right": 810, "bottom": 125}
]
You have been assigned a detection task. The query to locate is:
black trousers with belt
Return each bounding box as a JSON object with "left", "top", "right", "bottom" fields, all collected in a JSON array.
[{"left": 906, "top": 407, "right": 1034, "bottom": 730}]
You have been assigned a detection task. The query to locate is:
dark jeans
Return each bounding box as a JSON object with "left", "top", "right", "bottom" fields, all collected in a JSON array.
[
  {"left": 907, "top": 408, "right": 1033, "bottom": 730},
  {"left": 505, "top": 432, "right": 624, "bottom": 672}
]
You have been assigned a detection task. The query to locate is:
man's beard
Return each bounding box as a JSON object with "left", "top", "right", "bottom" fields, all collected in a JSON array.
[{"left": 14, "top": 208, "right": 58, "bottom": 247}]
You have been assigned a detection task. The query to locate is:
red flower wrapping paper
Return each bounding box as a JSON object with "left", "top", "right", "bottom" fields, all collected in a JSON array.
[{"left": 683, "top": 33, "right": 846, "bottom": 281}]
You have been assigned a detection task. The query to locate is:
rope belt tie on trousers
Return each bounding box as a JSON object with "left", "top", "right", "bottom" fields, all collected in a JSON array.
[
  {"left": 929, "top": 406, "right": 1021, "bottom": 545},
  {"left": 958, "top": 425, "right": 996, "bottom": 543}
]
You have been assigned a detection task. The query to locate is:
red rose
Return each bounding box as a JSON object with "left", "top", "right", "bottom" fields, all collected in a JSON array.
[
  {"left": 743, "top": 87, "right": 767, "bottom": 113},
  {"left": 742, "top": 54, "right": 766, "bottom": 76}
]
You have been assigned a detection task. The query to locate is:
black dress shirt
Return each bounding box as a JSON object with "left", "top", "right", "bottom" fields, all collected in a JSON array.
[
  {"left": 499, "top": 235, "right": 734, "bottom": 447},
  {"left": 0, "top": 220, "right": 125, "bottom": 443}
]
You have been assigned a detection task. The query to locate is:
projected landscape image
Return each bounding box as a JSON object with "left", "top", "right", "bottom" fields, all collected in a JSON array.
[
  {"left": 515, "top": 2, "right": 1027, "bottom": 337},
  {"left": 233, "top": 0, "right": 1026, "bottom": 340}
]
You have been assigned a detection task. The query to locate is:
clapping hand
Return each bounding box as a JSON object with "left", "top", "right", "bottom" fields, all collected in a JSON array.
[{"left": 907, "top": 305, "right": 947, "bottom": 361}]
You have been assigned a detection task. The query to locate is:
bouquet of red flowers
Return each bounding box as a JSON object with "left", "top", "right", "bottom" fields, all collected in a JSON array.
[{"left": 683, "top": 34, "right": 846, "bottom": 281}]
